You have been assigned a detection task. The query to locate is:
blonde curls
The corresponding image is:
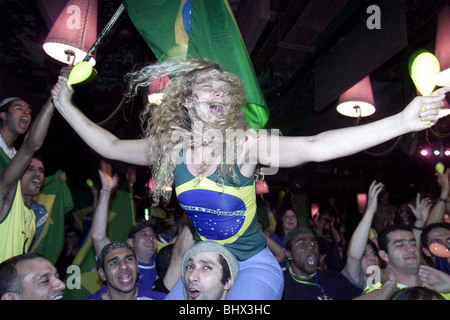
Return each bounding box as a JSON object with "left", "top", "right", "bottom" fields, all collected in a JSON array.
[{"left": 126, "top": 58, "right": 250, "bottom": 207}]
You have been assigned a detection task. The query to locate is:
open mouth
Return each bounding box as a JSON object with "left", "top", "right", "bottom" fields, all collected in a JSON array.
[
  {"left": 118, "top": 273, "right": 133, "bottom": 284},
  {"left": 52, "top": 295, "right": 63, "bottom": 300},
  {"left": 19, "top": 118, "right": 29, "bottom": 129},
  {"left": 209, "top": 105, "right": 225, "bottom": 115},
  {"left": 187, "top": 287, "right": 201, "bottom": 299},
  {"left": 306, "top": 254, "right": 316, "bottom": 265},
  {"left": 32, "top": 179, "right": 42, "bottom": 188}
]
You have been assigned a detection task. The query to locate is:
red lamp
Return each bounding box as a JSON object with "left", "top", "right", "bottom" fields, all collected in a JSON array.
[
  {"left": 148, "top": 75, "right": 171, "bottom": 105},
  {"left": 357, "top": 193, "right": 368, "bottom": 213},
  {"left": 435, "top": 4, "right": 450, "bottom": 87},
  {"left": 337, "top": 76, "right": 376, "bottom": 118},
  {"left": 43, "top": 0, "right": 97, "bottom": 65}
]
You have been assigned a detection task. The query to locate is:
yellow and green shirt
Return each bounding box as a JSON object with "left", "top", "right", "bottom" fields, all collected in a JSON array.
[
  {"left": 0, "top": 182, "right": 35, "bottom": 263},
  {"left": 174, "top": 152, "right": 266, "bottom": 261}
]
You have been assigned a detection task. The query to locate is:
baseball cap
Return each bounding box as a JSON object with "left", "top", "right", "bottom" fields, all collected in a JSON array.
[
  {"left": 127, "top": 221, "right": 157, "bottom": 239},
  {"left": 0, "top": 97, "right": 21, "bottom": 111}
]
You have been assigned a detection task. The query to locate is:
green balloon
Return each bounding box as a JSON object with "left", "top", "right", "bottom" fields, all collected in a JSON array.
[
  {"left": 86, "top": 179, "right": 94, "bottom": 187},
  {"left": 67, "top": 61, "right": 94, "bottom": 86},
  {"left": 436, "top": 162, "right": 445, "bottom": 174}
]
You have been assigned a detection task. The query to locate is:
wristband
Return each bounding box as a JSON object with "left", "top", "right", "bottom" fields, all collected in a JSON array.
[
  {"left": 42, "top": 105, "right": 54, "bottom": 116},
  {"left": 439, "top": 197, "right": 449, "bottom": 204},
  {"left": 101, "top": 188, "right": 111, "bottom": 193}
]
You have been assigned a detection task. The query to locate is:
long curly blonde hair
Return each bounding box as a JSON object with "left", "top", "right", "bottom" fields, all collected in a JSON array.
[{"left": 125, "top": 58, "right": 250, "bottom": 207}]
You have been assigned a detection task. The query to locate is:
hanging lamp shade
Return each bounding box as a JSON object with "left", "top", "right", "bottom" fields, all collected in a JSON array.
[
  {"left": 255, "top": 180, "right": 270, "bottom": 194},
  {"left": 43, "top": 0, "right": 97, "bottom": 65},
  {"left": 337, "top": 76, "right": 376, "bottom": 117},
  {"left": 435, "top": 4, "right": 450, "bottom": 87},
  {"left": 148, "top": 75, "right": 171, "bottom": 105}
]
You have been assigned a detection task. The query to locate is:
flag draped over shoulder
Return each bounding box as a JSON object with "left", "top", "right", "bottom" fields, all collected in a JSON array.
[
  {"left": 123, "top": 0, "right": 269, "bottom": 129},
  {"left": 0, "top": 149, "right": 74, "bottom": 264},
  {"left": 63, "top": 184, "right": 136, "bottom": 300},
  {"left": 31, "top": 170, "right": 74, "bottom": 264}
]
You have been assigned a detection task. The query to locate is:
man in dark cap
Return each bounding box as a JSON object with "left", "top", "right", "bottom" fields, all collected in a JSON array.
[{"left": 85, "top": 241, "right": 166, "bottom": 300}]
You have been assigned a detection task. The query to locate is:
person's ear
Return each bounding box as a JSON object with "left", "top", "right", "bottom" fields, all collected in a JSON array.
[
  {"left": 98, "top": 268, "right": 106, "bottom": 282},
  {"left": 1, "top": 292, "right": 17, "bottom": 300},
  {"left": 0, "top": 111, "right": 8, "bottom": 122},
  {"left": 127, "top": 238, "right": 134, "bottom": 248},
  {"left": 224, "top": 277, "right": 233, "bottom": 291},
  {"left": 285, "top": 249, "right": 292, "bottom": 260},
  {"left": 378, "top": 250, "right": 389, "bottom": 263},
  {"left": 422, "top": 247, "right": 432, "bottom": 258}
]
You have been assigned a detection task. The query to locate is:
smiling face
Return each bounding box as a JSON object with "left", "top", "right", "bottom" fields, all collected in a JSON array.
[
  {"left": 0, "top": 99, "right": 31, "bottom": 136},
  {"left": 286, "top": 232, "right": 320, "bottom": 277},
  {"left": 128, "top": 227, "right": 157, "bottom": 262},
  {"left": 99, "top": 247, "right": 138, "bottom": 295},
  {"left": 379, "top": 230, "right": 420, "bottom": 274},
  {"left": 13, "top": 257, "right": 65, "bottom": 300},
  {"left": 183, "top": 251, "right": 231, "bottom": 300},
  {"left": 282, "top": 210, "right": 298, "bottom": 234},
  {"left": 20, "top": 158, "right": 44, "bottom": 199}
]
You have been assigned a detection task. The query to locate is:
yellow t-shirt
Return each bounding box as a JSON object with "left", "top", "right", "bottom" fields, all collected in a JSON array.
[
  {"left": 363, "top": 282, "right": 450, "bottom": 300},
  {"left": 0, "top": 182, "right": 36, "bottom": 263}
]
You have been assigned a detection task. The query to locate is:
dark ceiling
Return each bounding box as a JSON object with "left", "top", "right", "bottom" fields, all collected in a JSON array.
[{"left": 0, "top": 0, "right": 449, "bottom": 217}]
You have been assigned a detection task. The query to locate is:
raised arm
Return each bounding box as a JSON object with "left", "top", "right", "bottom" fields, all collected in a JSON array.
[
  {"left": 90, "top": 160, "right": 119, "bottom": 256},
  {"left": 427, "top": 168, "right": 450, "bottom": 225},
  {"left": 0, "top": 96, "right": 54, "bottom": 220},
  {"left": 163, "top": 225, "right": 195, "bottom": 291},
  {"left": 344, "top": 180, "right": 383, "bottom": 285},
  {"left": 51, "top": 76, "right": 149, "bottom": 166},
  {"left": 258, "top": 87, "right": 450, "bottom": 168},
  {"left": 409, "top": 193, "right": 432, "bottom": 245}
]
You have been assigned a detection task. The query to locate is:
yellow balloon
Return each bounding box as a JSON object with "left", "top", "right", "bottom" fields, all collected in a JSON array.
[
  {"left": 410, "top": 52, "right": 440, "bottom": 125},
  {"left": 436, "top": 162, "right": 445, "bottom": 174},
  {"left": 410, "top": 52, "right": 440, "bottom": 96},
  {"left": 67, "top": 61, "right": 94, "bottom": 86}
]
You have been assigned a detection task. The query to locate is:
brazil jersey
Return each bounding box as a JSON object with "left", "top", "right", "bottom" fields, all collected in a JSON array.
[
  {"left": 174, "top": 150, "right": 266, "bottom": 260},
  {"left": 0, "top": 182, "right": 35, "bottom": 263}
]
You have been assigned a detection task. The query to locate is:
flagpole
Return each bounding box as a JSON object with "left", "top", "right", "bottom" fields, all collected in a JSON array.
[{"left": 84, "top": 3, "right": 125, "bottom": 62}]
